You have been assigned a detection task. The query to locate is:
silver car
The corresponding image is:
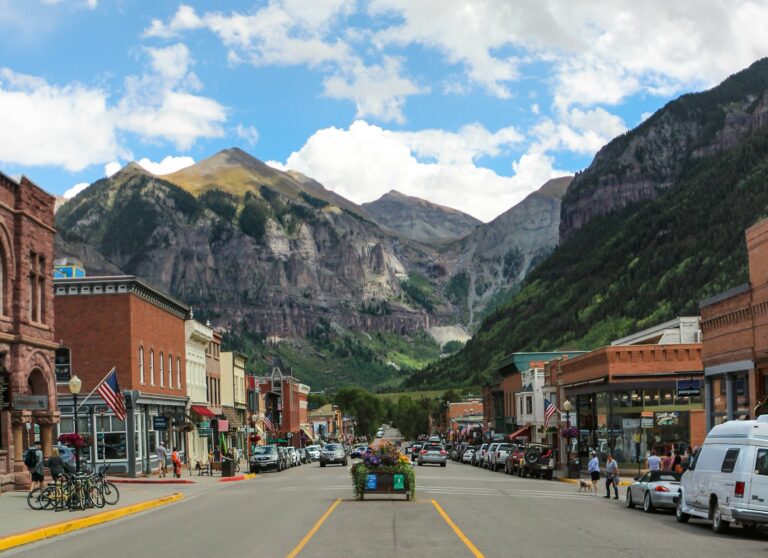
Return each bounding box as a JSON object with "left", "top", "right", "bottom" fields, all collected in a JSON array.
[
  {"left": 417, "top": 443, "right": 447, "bottom": 467},
  {"left": 319, "top": 443, "right": 347, "bottom": 467},
  {"left": 626, "top": 470, "right": 681, "bottom": 512}
]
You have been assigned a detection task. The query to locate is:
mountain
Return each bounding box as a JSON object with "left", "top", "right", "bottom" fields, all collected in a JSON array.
[
  {"left": 408, "top": 57, "right": 768, "bottom": 389},
  {"left": 437, "top": 176, "right": 572, "bottom": 325},
  {"left": 362, "top": 190, "right": 481, "bottom": 243}
]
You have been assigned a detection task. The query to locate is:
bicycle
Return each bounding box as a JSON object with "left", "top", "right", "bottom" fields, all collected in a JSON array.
[{"left": 94, "top": 464, "right": 120, "bottom": 505}]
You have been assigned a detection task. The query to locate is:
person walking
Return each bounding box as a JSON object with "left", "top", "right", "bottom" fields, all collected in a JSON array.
[
  {"left": 157, "top": 441, "right": 168, "bottom": 478},
  {"left": 24, "top": 442, "right": 44, "bottom": 493},
  {"left": 647, "top": 450, "right": 662, "bottom": 471},
  {"left": 661, "top": 450, "right": 673, "bottom": 471},
  {"left": 48, "top": 447, "right": 72, "bottom": 481},
  {"left": 588, "top": 451, "right": 600, "bottom": 495},
  {"left": 171, "top": 447, "right": 182, "bottom": 478},
  {"left": 604, "top": 454, "right": 619, "bottom": 499}
]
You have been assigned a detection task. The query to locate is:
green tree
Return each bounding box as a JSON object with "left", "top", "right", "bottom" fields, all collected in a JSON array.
[{"left": 334, "top": 387, "right": 384, "bottom": 437}]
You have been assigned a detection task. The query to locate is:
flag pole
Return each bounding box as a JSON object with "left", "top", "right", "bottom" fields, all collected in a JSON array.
[{"left": 76, "top": 366, "right": 116, "bottom": 411}]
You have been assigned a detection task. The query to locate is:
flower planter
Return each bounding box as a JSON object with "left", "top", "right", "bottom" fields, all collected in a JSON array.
[
  {"left": 359, "top": 470, "right": 411, "bottom": 500},
  {"left": 351, "top": 444, "right": 415, "bottom": 501}
]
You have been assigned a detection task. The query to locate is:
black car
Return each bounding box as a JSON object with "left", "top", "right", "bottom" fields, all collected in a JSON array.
[{"left": 249, "top": 445, "right": 283, "bottom": 472}]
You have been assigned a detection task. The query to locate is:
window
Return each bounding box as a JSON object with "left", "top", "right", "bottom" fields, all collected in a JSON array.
[
  {"left": 0, "top": 249, "right": 4, "bottom": 316},
  {"left": 168, "top": 354, "right": 173, "bottom": 388},
  {"left": 177, "top": 357, "right": 181, "bottom": 389},
  {"left": 150, "top": 349, "right": 155, "bottom": 385},
  {"left": 721, "top": 448, "right": 740, "bottom": 473},
  {"left": 139, "top": 346, "right": 145, "bottom": 384},
  {"left": 159, "top": 353, "right": 164, "bottom": 387},
  {"left": 526, "top": 397, "right": 532, "bottom": 415},
  {"left": 688, "top": 447, "right": 700, "bottom": 471},
  {"left": 756, "top": 449, "right": 768, "bottom": 476}
]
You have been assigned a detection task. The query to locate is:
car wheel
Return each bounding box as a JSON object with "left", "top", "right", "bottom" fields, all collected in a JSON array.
[
  {"left": 343, "top": 459, "right": 348, "bottom": 466},
  {"left": 625, "top": 490, "right": 634, "bottom": 509},
  {"left": 320, "top": 462, "right": 326, "bottom": 467},
  {"left": 643, "top": 492, "right": 655, "bottom": 513},
  {"left": 675, "top": 495, "right": 689, "bottom": 523},
  {"left": 441, "top": 462, "right": 446, "bottom": 467},
  {"left": 545, "top": 470, "right": 553, "bottom": 480},
  {"left": 418, "top": 461, "right": 423, "bottom": 466},
  {"left": 711, "top": 501, "right": 730, "bottom": 534}
]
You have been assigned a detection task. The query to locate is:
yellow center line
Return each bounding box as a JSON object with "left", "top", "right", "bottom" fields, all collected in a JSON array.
[
  {"left": 285, "top": 498, "right": 342, "bottom": 558},
  {"left": 431, "top": 499, "right": 485, "bottom": 558}
]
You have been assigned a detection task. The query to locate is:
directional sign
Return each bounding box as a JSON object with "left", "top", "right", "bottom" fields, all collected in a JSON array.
[
  {"left": 13, "top": 395, "right": 48, "bottom": 410},
  {"left": 365, "top": 474, "right": 378, "bottom": 490},
  {"left": 393, "top": 474, "right": 405, "bottom": 490}
]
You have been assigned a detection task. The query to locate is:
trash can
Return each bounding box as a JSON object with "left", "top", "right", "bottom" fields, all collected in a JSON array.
[
  {"left": 567, "top": 459, "right": 580, "bottom": 479},
  {"left": 221, "top": 459, "right": 236, "bottom": 477}
]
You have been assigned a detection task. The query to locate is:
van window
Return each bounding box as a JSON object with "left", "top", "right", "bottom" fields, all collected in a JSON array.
[
  {"left": 688, "top": 448, "right": 700, "bottom": 471},
  {"left": 721, "top": 448, "right": 740, "bottom": 473},
  {"left": 756, "top": 449, "right": 768, "bottom": 476}
]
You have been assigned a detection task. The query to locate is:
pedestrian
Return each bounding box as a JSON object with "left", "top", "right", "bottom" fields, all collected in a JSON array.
[
  {"left": 24, "top": 442, "right": 44, "bottom": 493},
  {"left": 604, "top": 454, "right": 619, "bottom": 499},
  {"left": 672, "top": 451, "right": 683, "bottom": 473},
  {"left": 647, "top": 450, "right": 662, "bottom": 471},
  {"left": 48, "top": 447, "right": 72, "bottom": 481},
  {"left": 662, "top": 450, "right": 673, "bottom": 471},
  {"left": 588, "top": 451, "right": 600, "bottom": 495},
  {"left": 171, "top": 447, "right": 182, "bottom": 478},
  {"left": 157, "top": 441, "right": 168, "bottom": 478}
]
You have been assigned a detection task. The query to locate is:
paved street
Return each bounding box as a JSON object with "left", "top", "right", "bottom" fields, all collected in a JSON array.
[{"left": 5, "top": 447, "right": 768, "bottom": 558}]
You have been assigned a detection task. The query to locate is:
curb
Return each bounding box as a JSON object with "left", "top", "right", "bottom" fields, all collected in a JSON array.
[
  {"left": 557, "top": 477, "right": 632, "bottom": 487},
  {"left": 0, "top": 493, "right": 184, "bottom": 552},
  {"left": 109, "top": 479, "right": 195, "bottom": 485},
  {"left": 219, "top": 473, "right": 256, "bottom": 483}
]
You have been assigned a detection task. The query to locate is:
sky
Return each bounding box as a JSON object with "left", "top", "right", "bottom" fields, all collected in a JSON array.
[{"left": 1, "top": 1, "right": 768, "bottom": 222}]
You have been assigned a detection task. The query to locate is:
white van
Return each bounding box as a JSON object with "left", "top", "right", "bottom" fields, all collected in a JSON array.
[{"left": 676, "top": 415, "right": 768, "bottom": 533}]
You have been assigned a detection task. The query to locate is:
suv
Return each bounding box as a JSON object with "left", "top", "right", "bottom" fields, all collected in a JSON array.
[
  {"left": 250, "top": 445, "right": 283, "bottom": 473},
  {"left": 320, "top": 443, "right": 347, "bottom": 467},
  {"left": 473, "top": 443, "right": 488, "bottom": 466},
  {"left": 519, "top": 443, "right": 555, "bottom": 479},
  {"left": 491, "top": 443, "right": 512, "bottom": 472},
  {"left": 483, "top": 443, "right": 500, "bottom": 469},
  {"left": 417, "top": 444, "right": 447, "bottom": 467}
]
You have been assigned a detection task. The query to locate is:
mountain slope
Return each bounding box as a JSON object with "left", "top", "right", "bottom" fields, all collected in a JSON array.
[
  {"left": 408, "top": 59, "right": 768, "bottom": 388},
  {"left": 362, "top": 190, "right": 481, "bottom": 243}
]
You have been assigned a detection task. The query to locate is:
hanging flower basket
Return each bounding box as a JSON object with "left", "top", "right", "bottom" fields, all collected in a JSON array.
[
  {"left": 58, "top": 433, "right": 92, "bottom": 448},
  {"left": 179, "top": 422, "right": 196, "bottom": 433},
  {"left": 562, "top": 427, "right": 579, "bottom": 439},
  {"left": 351, "top": 444, "right": 415, "bottom": 501}
]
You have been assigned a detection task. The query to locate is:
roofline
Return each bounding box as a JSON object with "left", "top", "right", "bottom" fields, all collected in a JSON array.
[
  {"left": 610, "top": 316, "right": 700, "bottom": 346},
  {"left": 700, "top": 283, "right": 750, "bottom": 309}
]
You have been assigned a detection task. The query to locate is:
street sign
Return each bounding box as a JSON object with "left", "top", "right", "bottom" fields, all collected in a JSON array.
[
  {"left": 676, "top": 379, "right": 701, "bottom": 397},
  {"left": 393, "top": 474, "right": 405, "bottom": 490},
  {"left": 13, "top": 395, "right": 48, "bottom": 410},
  {"left": 641, "top": 417, "right": 654, "bottom": 429},
  {"left": 641, "top": 411, "right": 654, "bottom": 418},
  {"left": 54, "top": 347, "right": 72, "bottom": 384},
  {"left": 153, "top": 416, "right": 169, "bottom": 430},
  {"left": 365, "top": 474, "right": 378, "bottom": 490},
  {"left": 198, "top": 428, "right": 212, "bottom": 437}
]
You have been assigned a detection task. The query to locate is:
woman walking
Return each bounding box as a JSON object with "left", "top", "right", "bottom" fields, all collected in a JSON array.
[{"left": 588, "top": 451, "right": 600, "bottom": 495}]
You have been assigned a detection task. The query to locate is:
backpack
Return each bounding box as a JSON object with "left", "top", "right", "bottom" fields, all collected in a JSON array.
[{"left": 24, "top": 448, "right": 38, "bottom": 468}]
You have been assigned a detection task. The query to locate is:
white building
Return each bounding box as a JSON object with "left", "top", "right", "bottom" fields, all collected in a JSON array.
[
  {"left": 515, "top": 367, "right": 558, "bottom": 444},
  {"left": 185, "top": 319, "right": 213, "bottom": 467}
]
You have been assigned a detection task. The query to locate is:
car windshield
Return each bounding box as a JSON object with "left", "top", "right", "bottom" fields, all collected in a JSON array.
[
  {"left": 651, "top": 472, "right": 681, "bottom": 482},
  {"left": 325, "top": 444, "right": 341, "bottom": 451},
  {"left": 254, "top": 447, "right": 276, "bottom": 455}
]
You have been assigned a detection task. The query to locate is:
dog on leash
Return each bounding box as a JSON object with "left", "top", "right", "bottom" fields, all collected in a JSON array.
[{"left": 578, "top": 479, "right": 592, "bottom": 492}]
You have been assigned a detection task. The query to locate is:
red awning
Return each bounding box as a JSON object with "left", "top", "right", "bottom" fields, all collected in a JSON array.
[
  {"left": 508, "top": 425, "right": 531, "bottom": 441},
  {"left": 190, "top": 405, "right": 215, "bottom": 417}
]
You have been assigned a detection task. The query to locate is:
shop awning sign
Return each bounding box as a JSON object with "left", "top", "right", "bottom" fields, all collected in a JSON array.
[
  {"left": 676, "top": 379, "right": 701, "bottom": 397},
  {"left": 153, "top": 416, "right": 168, "bottom": 430},
  {"left": 13, "top": 395, "right": 48, "bottom": 410}
]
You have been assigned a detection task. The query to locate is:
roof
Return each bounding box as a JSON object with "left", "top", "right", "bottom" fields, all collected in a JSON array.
[
  {"left": 497, "top": 351, "right": 586, "bottom": 375},
  {"left": 705, "top": 416, "right": 768, "bottom": 445},
  {"left": 700, "top": 283, "right": 750, "bottom": 309}
]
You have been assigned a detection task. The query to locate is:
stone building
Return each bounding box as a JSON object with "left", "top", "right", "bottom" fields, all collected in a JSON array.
[{"left": 0, "top": 171, "right": 57, "bottom": 491}]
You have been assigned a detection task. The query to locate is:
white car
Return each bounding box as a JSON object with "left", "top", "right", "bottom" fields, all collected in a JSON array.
[
  {"left": 676, "top": 415, "right": 768, "bottom": 533},
  {"left": 462, "top": 447, "right": 476, "bottom": 463},
  {"left": 305, "top": 445, "right": 321, "bottom": 461}
]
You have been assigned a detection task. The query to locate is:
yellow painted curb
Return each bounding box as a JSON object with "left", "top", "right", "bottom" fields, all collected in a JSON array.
[
  {"left": 0, "top": 492, "right": 184, "bottom": 552},
  {"left": 557, "top": 477, "right": 632, "bottom": 487}
]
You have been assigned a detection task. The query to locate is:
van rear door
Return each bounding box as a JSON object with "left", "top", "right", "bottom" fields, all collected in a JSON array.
[{"left": 747, "top": 448, "right": 768, "bottom": 512}]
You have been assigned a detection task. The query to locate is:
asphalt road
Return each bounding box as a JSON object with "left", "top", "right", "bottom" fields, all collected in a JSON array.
[{"left": 6, "top": 446, "right": 768, "bottom": 558}]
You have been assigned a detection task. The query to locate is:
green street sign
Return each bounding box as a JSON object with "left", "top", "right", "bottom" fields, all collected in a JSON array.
[
  {"left": 198, "top": 428, "right": 212, "bottom": 437},
  {"left": 393, "top": 474, "right": 405, "bottom": 490}
]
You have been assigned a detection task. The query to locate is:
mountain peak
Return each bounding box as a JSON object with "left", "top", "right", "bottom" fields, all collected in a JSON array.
[{"left": 537, "top": 176, "right": 573, "bottom": 199}]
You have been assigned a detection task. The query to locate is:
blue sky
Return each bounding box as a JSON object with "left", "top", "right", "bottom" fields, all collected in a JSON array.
[{"left": 1, "top": 0, "right": 767, "bottom": 221}]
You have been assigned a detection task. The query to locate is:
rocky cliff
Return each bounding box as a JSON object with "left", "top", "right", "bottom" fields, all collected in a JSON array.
[
  {"left": 561, "top": 58, "right": 768, "bottom": 239},
  {"left": 362, "top": 190, "right": 481, "bottom": 243}
]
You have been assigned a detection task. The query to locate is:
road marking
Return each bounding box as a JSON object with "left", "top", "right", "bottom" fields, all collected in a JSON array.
[
  {"left": 285, "top": 498, "right": 341, "bottom": 558},
  {"left": 431, "top": 500, "right": 484, "bottom": 558}
]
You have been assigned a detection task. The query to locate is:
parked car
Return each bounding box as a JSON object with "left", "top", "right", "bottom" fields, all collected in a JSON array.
[
  {"left": 626, "top": 470, "right": 681, "bottom": 512},
  {"left": 350, "top": 444, "right": 368, "bottom": 459},
  {"left": 277, "top": 446, "right": 290, "bottom": 470},
  {"left": 305, "top": 445, "right": 321, "bottom": 461},
  {"left": 473, "top": 443, "right": 489, "bottom": 466},
  {"left": 286, "top": 447, "right": 300, "bottom": 467},
  {"left": 675, "top": 416, "right": 768, "bottom": 533},
  {"left": 52, "top": 444, "right": 78, "bottom": 470},
  {"left": 462, "top": 446, "right": 476, "bottom": 464},
  {"left": 428, "top": 435, "right": 441, "bottom": 443},
  {"left": 491, "top": 443, "right": 512, "bottom": 472},
  {"left": 485, "top": 443, "right": 503, "bottom": 469},
  {"left": 320, "top": 443, "right": 348, "bottom": 467},
  {"left": 297, "top": 448, "right": 310, "bottom": 464},
  {"left": 504, "top": 445, "right": 526, "bottom": 475},
  {"left": 417, "top": 444, "right": 447, "bottom": 467},
  {"left": 451, "top": 443, "right": 464, "bottom": 461},
  {"left": 410, "top": 443, "right": 423, "bottom": 462},
  {"left": 519, "top": 443, "right": 555, "bottom": 479},
  {"left": 249, "top": 445, "right": 283, "bottom": 473}
]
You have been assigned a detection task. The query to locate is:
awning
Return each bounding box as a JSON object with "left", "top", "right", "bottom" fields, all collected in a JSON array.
[
  {"left": 221, "top": 407, "right": 243, "bottom": 429},
  {"left": 300, "top": 425, "right": 315, "bottom": 442},
  {"left": 190, "top": 405, "right": 215, "bottom": 417},
  {"left": 508, "top": 425, "right": 531, "bottom": 441}
]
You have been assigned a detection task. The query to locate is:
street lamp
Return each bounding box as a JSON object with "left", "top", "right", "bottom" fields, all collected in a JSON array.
[
  {"left": 562, "top": 399, "right": 573, "bottom": 475},
  {"left": 68, "top": 375, "right": 82, "bottom": 473}
]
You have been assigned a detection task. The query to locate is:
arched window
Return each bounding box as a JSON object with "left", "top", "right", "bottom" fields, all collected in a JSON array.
[
  {"left": 177, "top": 357, "right": 181, "bottom": 389},
  {"left": 139, "top": 346, "right": 145, "bottom": 384},
  {"left": 168, "top": 354, "right": 173, "bottom": 388},
  {"left": 159, "top": 352, "right": 164, "bottom": 387},
  {"left": 150, "top": 349, "right": 155, "bottom": 385}
]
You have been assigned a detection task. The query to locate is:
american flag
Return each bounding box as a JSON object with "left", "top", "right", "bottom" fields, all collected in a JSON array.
[
  {"left": 97, "top": 368, "right": 127, "bottom": 421},
  {"left": 263, "top": 414, "right": 274, "bottom": 433},
  {"left": 543, "top": 398, "right": 558, "bottom": 429}
]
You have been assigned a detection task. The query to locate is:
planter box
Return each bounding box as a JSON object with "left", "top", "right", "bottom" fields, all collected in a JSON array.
[{"left": 360, "top": 470, "right": 410, "bottom": 500}]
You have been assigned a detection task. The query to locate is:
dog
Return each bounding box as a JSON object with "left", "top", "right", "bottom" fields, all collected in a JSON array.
[{"left": 578, "top": 479, "right": 592, "bottom": 492}]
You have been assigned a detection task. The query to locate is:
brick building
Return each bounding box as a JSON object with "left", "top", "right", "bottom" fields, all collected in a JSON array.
[
  {"left": 54, "top": 275, "right": 191, "bottom": 476},
  {"left": 0, "top": 172, "right": 57, "bottom": 491},
  {"left": 258, "top": 362, "right": 310, "bottom": 447},
  {"left": 700, "top": 217, "right": 768, "bottom": 430}
]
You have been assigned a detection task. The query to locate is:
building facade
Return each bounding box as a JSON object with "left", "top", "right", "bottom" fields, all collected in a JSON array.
[
  {"left": 54, "top": 275, "right": 190, "bottom": 476},
  {"left": 0, "top": 172, "right": 58, "bottom": 491},
  {"left": 185, "top": 319, "right": 213, "bottom": 468},
  {"left": 219, "top": 351, "right": 247, "bottom": 452},
  {"left": 259, "top": 364, "right": 310, "bottom": 447}
]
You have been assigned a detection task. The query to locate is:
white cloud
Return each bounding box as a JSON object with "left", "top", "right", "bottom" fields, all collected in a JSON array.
[
  {"left": 62, "top": 182, "right": 90, "bottom": 199},
  {"left": 275, "top": 120, "right": 563, "bottom": 222},
  {"left": 137, "top": 155, "right": 195, "bottom": 175},
  {"left": 532, "top": 107, "right": 627, "bottom": 155},
  {"left": 235, "top": 124, "right": 259, "bottom": 146},
  {"left": 104, "top": 161, "right": 122, "bottom": 177},
  {"left": 39, "top": 0, "right": 97, "bottom": 8}
]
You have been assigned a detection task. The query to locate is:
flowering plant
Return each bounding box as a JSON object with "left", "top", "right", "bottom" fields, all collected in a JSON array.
[
  {"left": 351, "top": 442, "right": 415, "bottom": 500},
  {"left": 58, "top": 433, "right": 90, "bottom": 448},
  {"left": 562, "top": 427, "right": 579, "bottom": 439}
]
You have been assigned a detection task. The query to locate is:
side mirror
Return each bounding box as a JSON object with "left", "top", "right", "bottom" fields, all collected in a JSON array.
[{"left": 633, "top": 476, "right": 639, "bottom": 481}]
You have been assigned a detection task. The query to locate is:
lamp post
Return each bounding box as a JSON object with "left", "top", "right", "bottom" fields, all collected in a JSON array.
[
  {"left": 68, "top": 374, "right": 82, "bottom": 473},
  {"left": 562, "top": 399, "right": 573, "bottom": 476}
]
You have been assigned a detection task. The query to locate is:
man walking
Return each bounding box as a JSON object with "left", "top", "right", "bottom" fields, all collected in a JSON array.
[
  {"left": 588, "top": 451, "right": 600, "bottom": 495},
  {"left": 157, "top": 441, "right": 168, "bottom": 478},
  {"left": 647, "top": 450, "right": 662, "bottom": 471},
  {"left": 24, "top": 442, "right": 44, "bottom": 493},
  {"left": 604, "top": 454, "right": 619, "bottom": 499}
]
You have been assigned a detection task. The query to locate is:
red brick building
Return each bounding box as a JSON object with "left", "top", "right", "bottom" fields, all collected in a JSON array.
[
  {"left": 0, "top": 172, "right": 57, "bottom": 491},
  {"left": 258, "top": 362, "right": 310, "bottom": 447},
  {"left": 701, "top": 217, "right": 768, "bottom": 429},
  {"left": 54, "top": 276, "right": 190, "bottom": 476}
]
